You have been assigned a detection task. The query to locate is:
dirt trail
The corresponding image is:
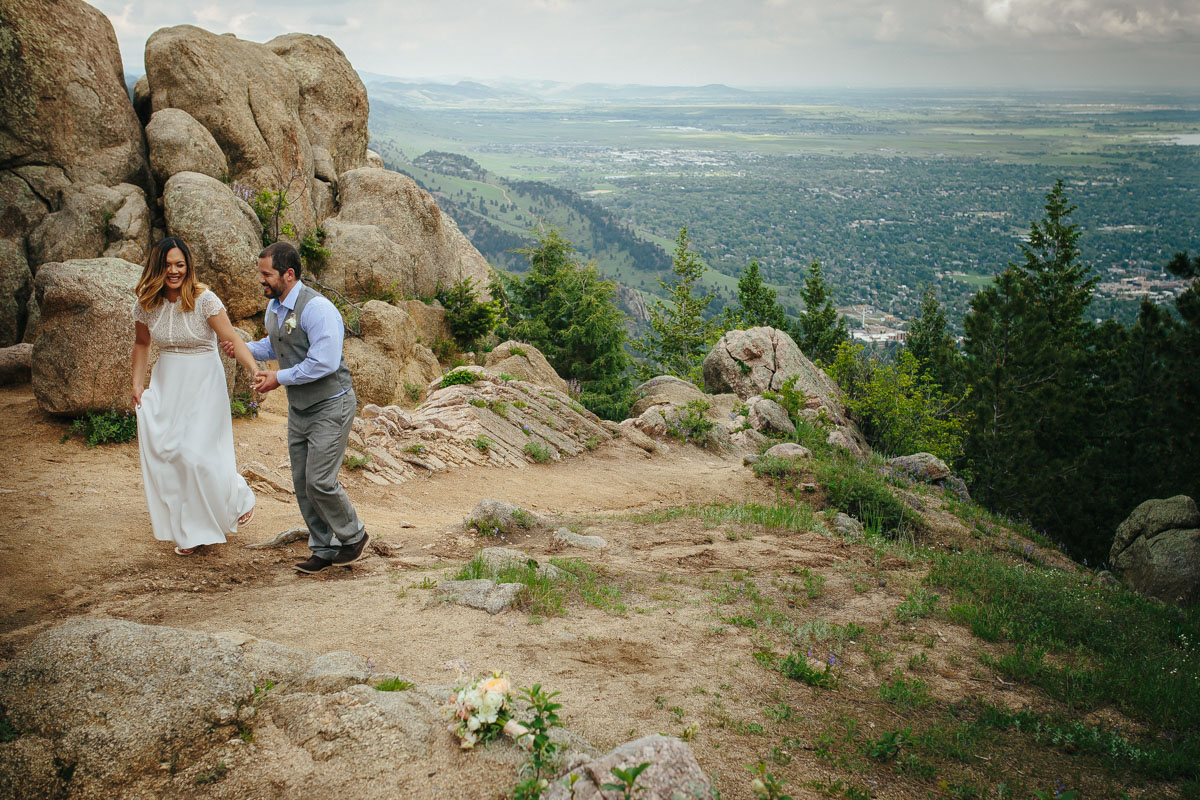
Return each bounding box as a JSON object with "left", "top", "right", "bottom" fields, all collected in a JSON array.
[
  {"left": 2, "top": 384, "right": 1132, "bottom": 800},
  {"left": 0, "top": 384, "right": 757, "bottom": 647}
]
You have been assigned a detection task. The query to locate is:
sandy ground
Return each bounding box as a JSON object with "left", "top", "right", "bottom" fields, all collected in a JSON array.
[{"left": 0, "top": 383, "right": 1146, "bottom": 800}]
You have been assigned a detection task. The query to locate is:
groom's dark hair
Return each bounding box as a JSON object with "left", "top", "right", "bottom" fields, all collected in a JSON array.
[{"left": 260, "top": 241, "right": 302, "bottom": 281}]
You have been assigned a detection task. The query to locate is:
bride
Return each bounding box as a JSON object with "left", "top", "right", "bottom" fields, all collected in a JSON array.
[{"left": 130, "top": 236, "right": 260, "bottom": 555}]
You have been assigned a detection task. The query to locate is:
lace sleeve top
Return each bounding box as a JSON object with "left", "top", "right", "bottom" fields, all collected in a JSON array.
[{"left": 132, "top": 290, "right": 225, "bottom": 354}]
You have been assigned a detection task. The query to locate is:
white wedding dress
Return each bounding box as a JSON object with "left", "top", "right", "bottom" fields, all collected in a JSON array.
[{"left": 133, "top": 290, "right": 254, "bottom": 550}]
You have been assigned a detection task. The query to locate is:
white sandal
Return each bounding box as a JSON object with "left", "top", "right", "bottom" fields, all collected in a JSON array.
[
  {"left": 174, "top": 546, "right": 197, "bottom": 556},
  {"left": 238, "top": 507, "right": 255, "bottom": 527}
]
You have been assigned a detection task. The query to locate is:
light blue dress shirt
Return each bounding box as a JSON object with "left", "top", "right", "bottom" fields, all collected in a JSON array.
[{"left": 246, "top": 281, "right": 347, "bottom": 399}]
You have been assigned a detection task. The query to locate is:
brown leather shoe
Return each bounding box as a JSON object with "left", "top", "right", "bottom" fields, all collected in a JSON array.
[
  {"left": 295, "top": 555, "right": 333, "bottom": 574},
  {"left": 331, "top": 531, "right": 370, "bottom": 566}
]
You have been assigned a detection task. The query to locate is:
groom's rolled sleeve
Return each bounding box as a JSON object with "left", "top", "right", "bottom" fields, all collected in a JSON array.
[
  {"left": 246, "top": 337, "right": 275, "bottom": 362},
  {"left": 276, "top": 300, "right": 343, "bottom": 386}
]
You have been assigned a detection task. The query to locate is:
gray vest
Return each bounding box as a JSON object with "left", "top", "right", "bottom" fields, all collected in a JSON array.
[{"left": 266, "top": 284, "right": 353, "bottom": 411}]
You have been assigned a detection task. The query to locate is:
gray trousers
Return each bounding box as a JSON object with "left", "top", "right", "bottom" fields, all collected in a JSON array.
[{"left": 288, "top": 390, "right": 364, "bottom": 559}]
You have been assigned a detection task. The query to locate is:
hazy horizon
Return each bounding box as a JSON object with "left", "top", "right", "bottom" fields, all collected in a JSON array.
[{"left": 95, "top": 0, "right": 1200, "bottom": 91}]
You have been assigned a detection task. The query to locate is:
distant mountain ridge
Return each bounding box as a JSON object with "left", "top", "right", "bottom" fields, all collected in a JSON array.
[{"left": 359, "top": 72, "right": 758, "bottom": 107}]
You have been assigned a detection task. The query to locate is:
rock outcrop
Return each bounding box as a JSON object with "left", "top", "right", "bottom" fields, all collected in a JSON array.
[
  {"left": 161, "top": 172, "right": 263, "bottom": 320},
  {"left": 630, "top": 375, "right": 706, "bottom": 418},
  {"left": 1, "top": 618, "right": 708, "bottom": 798},
  {"left": 145, "top": 108, "right": 229, "bottom": 187},
  {"left": 703, "top": 327, "right": 839, "bottom": 403},
  {"left": 344, "top": 372, "right": 612, "bottom": 485},
  {"left": 545, "top": 735, "right": 712, "bottom": 800},
  {"left": 484, "top": 340, "right": 568, "bottom": 393},
  {"left": 31, "top": 258, "right": 142, "bottom": 415},
  {"left": 319, "top": 169, "right": 492, "bottom": 301},
  {"left": 0, "top": 342, "right": 32, "bottom": 385},
  {"left": 27, "top": 182, "right": 150, "bottom": 266},
  {"left": 1, "top": 0, "right": 152, "bottom": 344},
  {"left": 265, "top": 34, "right": 369, "bottom": 178},
  {"left": 1110, "top": 495, "right": 1200, "bottom": 605},
  {"left": 0, "top": 0, "right": 151, "bottom": 191},
  {"left": 144, "top": 25, "right": 319, "bottom": 234},
  {"left": 0, "top": 240, "right": 32, "bottom": 347},
  {"left": 343, "top": 300, "right": 441, "bottom": 408},
  {"left": 0, "top": 618, "right": 532, "bottom": 799}
]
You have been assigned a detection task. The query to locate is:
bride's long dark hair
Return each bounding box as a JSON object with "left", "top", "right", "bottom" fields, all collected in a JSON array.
[{"left": 136, "top": 236, "right": 208, "bottom": 312}]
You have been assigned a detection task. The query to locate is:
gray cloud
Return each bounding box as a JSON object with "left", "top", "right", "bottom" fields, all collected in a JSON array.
[{"left": 94, "top": 0, "right": 1200, "bottom": 87}]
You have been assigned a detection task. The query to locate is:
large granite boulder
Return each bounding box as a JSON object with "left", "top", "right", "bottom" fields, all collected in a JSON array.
[
  {"left": 144, "top": 25, "right": 318, "bottom": 235},
  {"left": 630, "top": 375, "right": 706, "bottom": 418},
  {"left": 145, "top": 108, "right": 229, "bottom": 187},
  {"left": 484, "top": 340, "right": 568, "bottom": 394},
  {"left": 319, "top": 168, "right": 492, "bottom": 301},
  {"left": 746, "top": 395, "right": 794, "bottom": 435},
  {"left": 703, "top": 326, "right": 843, "bottom": 409},
  {"left": 27, "top": 182, "right": 150, "bottom": 266},
  {"left": 31, "top": 258, "right": 141, "bottom": 415},
  {"left": 162, "top": 172, "right": 264, "bottom": 320},
  {"left": 399, "top": 299, "right": 453, "bottom": 346},
  {"left": 1110, "top": 495, "right": 1200, "bottom": 605},
  {"left": 266, "top": 33, "right": 369, "bottom": 178},
  {"left": 0, "top": 618, "right": 542, "bottom": 800},
  {"left": 343, "top": 300, "right": 441, "bottom": 408},
  {"left": 0, "top": 0, "right": 151, "bottom": 192},
  {"left": 889, "top": 452, "right": 951, "bottom": 483}
]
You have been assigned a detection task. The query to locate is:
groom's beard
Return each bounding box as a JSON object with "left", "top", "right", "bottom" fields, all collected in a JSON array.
[{"left": 263, "top": 284, "right": 283, "bottom": 300}]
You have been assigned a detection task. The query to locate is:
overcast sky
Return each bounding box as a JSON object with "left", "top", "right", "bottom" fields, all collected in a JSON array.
[{"left": 96, "top": 0, "right": 1200, "bottom": 89}]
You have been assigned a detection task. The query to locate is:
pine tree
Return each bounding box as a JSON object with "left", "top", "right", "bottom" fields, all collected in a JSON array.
[
  {"left": 633, "top": 227, "right": 714, "bottom": 383},
  {"left": 504, "top": 229, "right": 633, "bottom": 419},
  {"left": 732, "top": 260, "right": 789, "bottom": 330},
  {"left": 906, "top": 286, "right": 960, "bottom": 393},
  {"left": 796, "top": 260, "right": 848, "bottom": 364},
  {"left": 1014, "top": 178, "right": 1097, "bottom": 339},
  {"left": 960, "top": 182, "right": 1099, "bottom": 552}
]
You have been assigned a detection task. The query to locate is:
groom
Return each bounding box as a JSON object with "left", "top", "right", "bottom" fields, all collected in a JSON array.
[{"left": 223, "top": 241, "right": 369, "bottom": 573}]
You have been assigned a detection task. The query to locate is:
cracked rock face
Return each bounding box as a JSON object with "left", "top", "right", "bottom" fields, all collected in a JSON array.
[{"left": 702, "top": 327, "right": 843, "bottom": 414}]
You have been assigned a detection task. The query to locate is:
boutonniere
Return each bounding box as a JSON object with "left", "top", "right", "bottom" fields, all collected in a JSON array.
[{"left": 284, "top": 313, "right": 298, "bottom": 334}]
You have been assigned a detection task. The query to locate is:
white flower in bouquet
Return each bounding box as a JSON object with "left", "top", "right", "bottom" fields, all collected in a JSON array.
[{"left": 442, "top": 670, "right": 515, "bottom": 749}]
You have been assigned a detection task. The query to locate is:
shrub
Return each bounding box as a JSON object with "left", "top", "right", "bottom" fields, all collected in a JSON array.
[
  {"left": 752, "top": 454, "right": 806, "bottom": 480},
  {"left": 470, "top": 436, "right": 493, "bottom": 453},
  {"left": 815, "top": 457, "right": 919, "bottom": 535},
  {"left": 780, "top": 652, "right": 837, "bottom": 687},
  {"left": 524, "top": 441, "right": 553, "bottom": 463},
  {"left": 230, "top": 392, "right": 259, "bottom": 419},
  {"left": 437, "top": 276, "right": 499, "bottom": 350},
  {"left": 431, "top": 337, "right": 457, "bottom": 363},
  {"left": 374, "top": 677, "right": 414, "bottom": 692},
  {"left": 343, "top": 453, "right": 370, "bottom": 469},
  {"left": 298, "top": 226, "right": 330, "bottom": 272},
  {"left": 403, "top": 382, "right": 423, "bottom": 402},
  {"left": 665, "top": 399, "right": 716, "bottom": 446},
  {"left": 440, "top": 369, "right": 481, "bottom": 388},
  {"left": 67, "top": 409, "right": 137, "bottom": 446},
  {"left": 508, "top": 344, "right": 527, "bottom": 357},
  {"left": 828, "top": 344, "right": 963, "bottom": 462}
]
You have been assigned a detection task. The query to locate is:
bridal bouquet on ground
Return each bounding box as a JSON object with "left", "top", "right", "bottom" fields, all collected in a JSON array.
[{"left": 443, "top": 670, "right": 530, "bottom": 749}]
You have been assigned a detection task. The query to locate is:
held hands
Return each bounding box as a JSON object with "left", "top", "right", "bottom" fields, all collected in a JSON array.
[{"left": 254, "top": 369, "right": 281, "bottom": 393}]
